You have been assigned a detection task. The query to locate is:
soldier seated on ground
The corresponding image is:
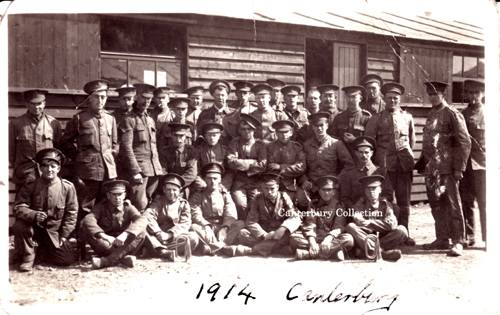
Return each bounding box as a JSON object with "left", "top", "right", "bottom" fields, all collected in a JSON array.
[
  {"left": 346, "top": 175, "right": 407, "bottom": 262},
  {"left": 290, "top": 176, "right": 354, "bottom": 261},
  {"left": 236, "top": 173, "right": 301, "bottom": 257},
  {"left": 10, "top": 148, "right": 78, "bottom": 272},
  {"left": 143, "top": 174, "right": 199, "bottom": 260},
  {"left": 81, "top": 179, "right": 148, "bottom": 269},
  {"left": 189, "top": 163, "right": 246, "bottom": 256}
]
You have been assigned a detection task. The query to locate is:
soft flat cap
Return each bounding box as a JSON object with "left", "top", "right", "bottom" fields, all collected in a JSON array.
[
  {"left": 281, "top": 85, "right": 301, "bottom": 96},
  {"left": 381, "top": 83, "right": 405, "bottom": 95},
  {"left": 341, "top": 85, "right": 364, "bottom": 96},
  {"left": 154, "top": 87, "right": 171, "bottom": 98},
  {"left": 464, "top": 80, "right": 485, "bottom": 92},
  {"left": 233, "top": 81, "right": 254, "bottom": 92},
  {"left": 35, "top": 148, "right": 64, "bottom": 165},
  {"left": 260, "top": 172, "right": 283, "bottom": 185},
  {"left": 184, "top": 86, "right": 204, "bottom": 97},
  {"left": 103, "top": 179, "right": 129, "bottom": 193},
  {"left": 24, "top": 89, "right": 48, "bottom": 103},
  {"left": 352, "top": 136, "right": 376, "bottom": 150},
  {"left": 271, "top": 120, "right": 295, "bottom": 132},
  {"left": 209, "top": 80, "right": 231, "bottom": 95},
  {"left": 168, "top": 123, "right": 191, "bottom": 135},
  {"left": 424, "top": 81, "right": 449, "bottom": 94},
  {"left": 115, "top": 86, "right": 136, "bottom": 98},
  {"left": 308, "top": 111, "right": 330, "bottom": 125},
  {"left": 239, "top": 113, "right": 261, "bottom": 129},
  {"left": 266, "top": 78, "right": 286, "bottom": 90},
  {"left": 169, "top": 97, "right": 190, "bottom": 109},
  {"left": 161, "top": 173, "right": 185, "bottom": 188},
  {"left": 360, "top": 74, "right": 383, "bottom": 87},
  {"left": 251, "top": 84, "right": 273, "bottom": 95},
  {"left": 317, "top": 84, "right": 339, "bottom": 94},
  {"left": 314, "top": 176, "right": 339, "bottom": 189},
  {"left": 134, "top": 83, "right": 157, "bottom": 97},
  {"left": 202, "top": 122, "right": 224, "bottom": 134},
  {"left": 83, "top": 79, "right": 110, "bottom": 95},
  {"left": 359, "top": 174, "right": 385, "bottom": 187},
  {"left": 201, "top": 162, "right": 225, "bottom": 175}
]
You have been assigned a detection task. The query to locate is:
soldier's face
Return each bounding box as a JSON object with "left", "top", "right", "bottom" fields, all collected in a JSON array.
[
  {"left": 284, "top": 94, "right": 298, "bottom": 111},
  {"left": 204, "top": 173, "right": 221, "bottom": 191},
  {"left": 107, "top": 191, "right": 126, "bottom": 207},
  {"left": 172, "top": 134, "right": 186, "bottom": 148},
  {"left": 136, "top": 94, "right": 153, "bottom": 111},
  {"left": 255, "top": 94, "right": 271, "bottom": 109},
  {"left": 306, "top": 92, "right": 321, "bottom": 114},
  {"left": 346, "top": 94, "right": 362, "bottom": 112},
  {"left": 156, "top": 95, "right": 169, "bottom": 108},
  {"left": 427, "top": 91, "right": 445, "bottom": 106},
  {"left": 467, "top": 90, "right": 484, "bottom": 105},
  {"left": 384, "top": 92, "right": 401, "bottom": 111},
  {"left": 271, "top": 90, "right": 282, "bottom": 102},
  {"left": 163, "top": 184, "right": 181, "bottom": 202},
  {"left": 190, "top": 95, "right": 203, "bottom": 108},
  {"left": 119, "top": 96, "right": 135, "bottom": 111},
  {"left": 27, "top": 101, "right": 46, "bottom": 116},
  {"left": 89, "top": 91, "right": 108, "bottom": 112},
  {"left": 321, "top": 93, "right": 336, "bottom": 108},
  {"left": 39, "top": 160, "right": 60, "bottom": 181},
  {"left": 365, "top": 185, "right": 381, "bottom": 203},
  {"left": 319, "top": 187, "right": 337, "bottom": 203},
  {"left": 261, "top": 182, "right": 279, "bottom": 199},
  {"left": 312, "top": 122, "right": 328, "bottom": 138},
  {"left": 173, "top": 106, "right": 188, "bottom": 120},
  {"left": 204, "top": 131, "right": 221, "bottom": 146},
  {"left": 365, "top": 83, "right": 380, "bottom": 99},
  {"left": 237, "top": 91, "right": 251, "bottom": 103},
  {"left": 213, "top": 89, "right": 228, "bottom": 107},
  {"left": 276, "top": 129, "right": 293, "bottom": 144},
  {"left": 239, "top": 122, "right": 255, "bottom": 141},
  {"left": 355, "top": 146, "right": 373, "bottom": 165}
]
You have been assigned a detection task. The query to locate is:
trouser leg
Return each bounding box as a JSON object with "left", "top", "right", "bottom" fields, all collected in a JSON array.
[
  {"left": 129, "top": 178, "right": 149, "bottom": 211},
  {"left": 296, "top": 185, "right": 318, "bottom": 212},
  {"left": 288, "top": 232, "right": 309, "bottom": 250},
  {"left": 237, "top": 229, "right": 259, "bottom": 247},
  {"left": 459, "top": 169, "right": 476, "bottom": 240},
  {"left": 474, "top": 170, "right": 486, "bottom": 243},
  {"left": 231, "top": 185, "right": 248, "bottom": 221},
  {"left": 379, "top": 226, "right": 408, "bottom": 250},
  {"left": 425, "top": 173, "right": 449, "bottom": 242},
  {"left": 103, "top": 232, "right": 146, "bottom": 264},
  {"left": 346, "top": 223, "right": 370, "bottom": 250},
  {"left": 36, "top": 229, "right": 77, "bottom": 266},
  {"left": 318, "top": 233, "right": 355, "bottom": 259},
  {"left": 145, "top": 176, "right": 160, "bottom": 207},
  {"left": 225, "top": 220, "right": 246, "bottom": 245},
  {"left": 12, "top": 220, "right": 35, "bottom": 263},
  {"left": 253, "top": 230, "right": 291, "bottom": 256},
  {"left": 442, "top": 174, "right": 465, "bottom": 244},
  {"left": 388, "top": 170, "right": 412, "bottom": 233}
]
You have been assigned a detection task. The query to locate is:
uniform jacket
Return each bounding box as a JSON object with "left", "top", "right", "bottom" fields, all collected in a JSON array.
[
  {"left": 61, "top": 108, "right": 118, "bottom": 181},
  {"left": 119, "top": 108, "right": 163, "bottom": 177},
  {"left": 282, "top": 107, "right": 312, "bottom": 143},
  {"left": 196, "top": 104, "right": 235, "bottom": 141},
  {"left": 267, "top": 140, "right": 306, "bottom": 191},
  {"left": 327, "top": 108, "right": 372, "bottom": 142},
  {"left": 192, "top": 142, "right": 233, "bottom": 190},
  {"left": 461, "top": 103, "right": 485, "bottom": 170},
  {"left": 186, "top": 108, "right": 201, "bottom": 142},
  {"left": 150, "top": 105, "right": 175, "bottom": 140},
  {"left": 9, "top": 112, "right": 62, "bottom": 184},
  {"left": 158, "top": 118, "right": 195, "bottom": 148},
  {"left": 302, "top": 135, "right": 354, "bottom": 182},
  {"left": 13, "top": 176, "right": 78, "bottom": 247},
  {"left": 159, "top": 144, "right": 197, "bottom": 187},
  {"left": 364, "top": 108, "right": 416, "bottom": 172},
  {"left": 228, "top": 137, "right": 267, "bottom": 183},
  {"left": 247, "top": 107, "right": 288, "bottom": 144},
  {"left": 301, "top": 198, "right": 346, "bottom": 239},
  {"left": 112, "top": 108, "right": 132, "bottom": 129},
  {"left": 146, "top": 195, "right": 192, "bottom": 239},
  {"left": 321, "top": 106, "right": 341, "bottom": 126},
  {"left": 352, "top": 197, "right": 398, "bottom": 232},
  {"left": 421, "top": 102, "right": 471, "bottom": 174},
  {"left": 246, "top": 191, "right": 301, "bottom": 238},
  {"left": 222, "top": 107, "right": 259, "bottom": 144},
  {"left": 360, "top": 96, "right": 386, "bottom": 115},
  {"left": 190, "top": 187, "right": 237, "bottom": 227},
  {"left": 82, "top": 199, "right": 147, "bottom": 238},
  {"left": 338, "top": 162, "right": 393, "bottom": 210}
]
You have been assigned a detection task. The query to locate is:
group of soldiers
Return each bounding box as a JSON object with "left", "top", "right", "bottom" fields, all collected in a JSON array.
[{"left": 8, "top": 73, "right": 486, "bottom": 272}]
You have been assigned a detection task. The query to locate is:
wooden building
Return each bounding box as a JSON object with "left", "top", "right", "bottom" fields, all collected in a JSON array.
[{"left": 7, "top": 11, "right": 485, "bottom": 226}]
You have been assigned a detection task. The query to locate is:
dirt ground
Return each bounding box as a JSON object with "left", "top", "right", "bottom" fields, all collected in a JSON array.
[{"left": 3, "top": 203, "right": 496, "bottom": 315}]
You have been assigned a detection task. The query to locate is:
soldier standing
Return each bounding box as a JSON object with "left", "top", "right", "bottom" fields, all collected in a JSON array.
[
  {"left": 229, "top": 81, "right": 258, "bottom": 113},
  {"left": 266, "top": 78, "right": 286, "bottom": 111},
  {"left": 419, "top": 81, "right": 471, "bottom": 256},
  {"left": 184, "top": 86, "right": 204, "bottom": 145},
  {"left": 281, "top": 85, "right": 311, "bottom": 143},
  {"left": 306, "top": 88, "right": 321, "bottom": 114},
  {"left": 459, "top": 80, "right": 486, "bottom": 247},
  {"left": 9, "top": 90, "right": 62, "bottom": 192},
  {"left": 112, "top": 86, "right": 136, "bottom": 128},
  {"left": 359, "top": 74, "right": 386, "bottom": 115},
  {"left": 365, "top": 83, "right": 416, "bottom": 245},
  {"left": 150, "top": 86, "right": 174, "bottom": 140},
  {"left": 158, "top": 97, "right": 195, "bottom": 147},
  {"left": 119, "top": 83, "right": 163, "bottom": 211},
  {"left": 317, "top": 84, "right": 341, "bottom": 126}
]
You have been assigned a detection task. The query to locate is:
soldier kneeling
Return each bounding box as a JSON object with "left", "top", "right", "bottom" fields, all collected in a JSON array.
[
  {"left": 81, "top": 179, "right": 148, "bottom": 269},
  {"left": 346, "top": 175, "right": 407, "bottom": 261}
]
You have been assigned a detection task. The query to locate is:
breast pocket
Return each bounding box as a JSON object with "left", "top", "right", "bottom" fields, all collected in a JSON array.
[
  {"left": 52, "top": 204, "right": 65, "bottom": 220},
  {"left": 79, "top": 128, "right": 94, "bottom": 146},
  {"left": 43, "top": 129, "right": 54, "bottom": 142},
  {"left": 16, "top": 128, "right": 33, "bottom": 141},
  {"left": 134, "top": 126, "right": 147, "bottom": 142}
]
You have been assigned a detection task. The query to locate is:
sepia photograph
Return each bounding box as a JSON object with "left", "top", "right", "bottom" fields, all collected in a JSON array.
[{"left": 1, "top": 0, "right": 499, "bottom": 314}]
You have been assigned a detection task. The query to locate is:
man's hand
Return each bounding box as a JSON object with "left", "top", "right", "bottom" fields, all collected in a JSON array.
[
  {"left": 343, "top": 133, "right": 356, "bottom": 143},
  {"left": 205, "top": 225, "right": 216, "bottom": 243},
  {"left": 320, "top": 235, "right": 333, "bottom": 253},
  {"left": 217, "top": 227, "right": 228, "bottom": 243},
  {"left": 60, "top": 238, "right": 76, "bottom": 251},
  {"left": 159, "top": 231, "right": 173, "bottom": 244},
  {"left": 454, "top": 170, "right": 463, "bottom": 181},
  {"left": 113, "top": 232, "right": 129, "bottom": 247},
  {"left": 133, "top": 173, "right": 143, "bottom": 184},
  {"left": 353, "top": 213, "right": 365, "bottom": 226},
  {"left": 35, "top": 212, "right": 47, "bottom": 223},
  {"left": 273, "top": 227, "right": 286, "bottom": 240},
  {"left": 330, "top": 229, "right": 341, "bottom": 238},
  {"left": 308, "top": 238, "right": 319, "bottom": 257},
  {"left": 99, "top": 233, "right": 116, "bottom": 246},
  {"left": 59, "top": 237, "right": 67, "bottom": 249},
  {"left": 302, "top": 180, "right": 313, "bottom": 191},
  {"left": 263, "top": 231, "right": 275, "bottom": 240}
]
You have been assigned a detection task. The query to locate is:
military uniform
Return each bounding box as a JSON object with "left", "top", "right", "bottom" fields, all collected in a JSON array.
[
  {"left": 420, "top": 82, "right": 471, "bottom": 251},
  {"left": 249, "top": 107, "right": 289, "bottom": 144},
  {"left": 238, "top": 189, "right": 301, "bottom": 256},
  {"left": 9, "top": 109, "right": 62, "bottom": 189},
  {"left": 267, "top": 78, "right": 286, "bottom": 112},
  {"left": 150, "top": 87, "right": 175, "bottom": 140},
  {"left": 360, "top": 97, "right": 386, "bottom": 115},
  {"left": 359, "top": 74, "right": 386, "bottom": 115},
  {"left": 327, "top": 108, "right": 372, "bottom": 146},
  {"left": 192, "top": 139, "right": 233, "bottom": 191}
]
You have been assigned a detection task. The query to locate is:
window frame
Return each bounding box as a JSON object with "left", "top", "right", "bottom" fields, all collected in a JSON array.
[{"left": 452, "top": 53, "right": 485, "bottom": 105}]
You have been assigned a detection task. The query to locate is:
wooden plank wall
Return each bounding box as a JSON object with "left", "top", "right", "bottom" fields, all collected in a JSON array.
[
  {"left": 366, "top": 42, "right": 399, "bottom": 83},
  {"left": 187, "top": 18, "right": 306, "bottom": 107}
]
